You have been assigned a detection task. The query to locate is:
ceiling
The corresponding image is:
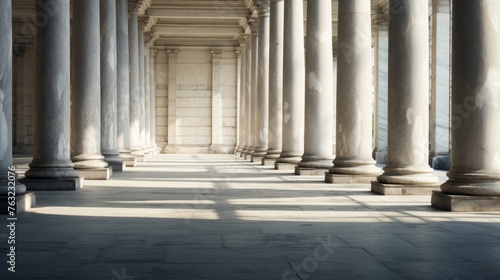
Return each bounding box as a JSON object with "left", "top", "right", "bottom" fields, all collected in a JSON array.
[{"left": 11, "top": 0, "right": 393, "bottom": 47}]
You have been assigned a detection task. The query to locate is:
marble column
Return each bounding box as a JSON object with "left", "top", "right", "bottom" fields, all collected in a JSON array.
[
  {"left": 263, "top": 0, "right": 284, "bottom": 166},
  {"left": 0, "top": 0, "right": 29, "bottom": 203},
  {"left": 128, "top": 2, "right": 144, "bottom": 161},
  {"left": 275, "top": 0, "right": 305, "bottom": 170},
  {"left": 149, "top": 48, "right": 159, "bottom": 154},
  {"left": 246, "top": 19, "right": 259, "bottom": 159},
  {"left": 234, "top": 48, "right": 244, "bottom": 155},
  {"left": 144, "top": 41, "right": 152, "bottom": 155},
  {"left": 166, "top": 49, "right": 179, "bottom": 153},
  {"left": 326, "top": 0, "right": 380, "bottom": 182},
  {"left": 242, "top": 36, "right": 252, "bottom": 156},
  {"left": 211, "top": 49, "right": 222, "bottom": 153},
  {"left": 252, "top": 1, "right": 270, "bottom": 163},
  {"left": 373, "top": 21, "right": 389, "bottom": 164},
  {"left": 372, "top": 0, "right": 439, "bottom": 195},
  {"left": 296, "top": 0, "right": 334, "bottom": 175},
  {"left": 116, "top": 0, "right": 136, "bottom": 167},
  {"left": 432, "top": 0, "right": 500, "bottom": 211},
  {"left": 237, "top": 37, "right": 248, "bottom": 158},
  {"left": 100, "top": 0, "right": 124, "bottom": 171},
  {"left": 71, "top": 0, "right": 111, "bottom": 180},
  {"left": 23, "top": 0, "right": 82, "bottom": 190},
  {"left": 429, "top": 0, "right": 451, "bottom": 170},
  {"left": 138, "top": 19, "right": 148, "bottom": 155}
]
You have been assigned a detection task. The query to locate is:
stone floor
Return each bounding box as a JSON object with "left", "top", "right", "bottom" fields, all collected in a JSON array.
[{"left": 2, "top": 154, "right": 500, "bottom": 280}]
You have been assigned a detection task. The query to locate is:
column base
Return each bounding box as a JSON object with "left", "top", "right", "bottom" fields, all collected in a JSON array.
[
  {"left": 209, "top": 144, "right": 223, "bottom": 154},
  {"left": 326, "top": 174, "right": 378, "bottom": 184},
  {"left": 295, "top": 167, "right": 328, "bottom": 176},
  {"left": 0, "top": 192, "right": 36, "bottom": 214},
  {"left": 77, "top": 168, "right": 112, "bottom": 180},
  {"left": 165, "top": 144, "right": 178, "bottom": 154},
  {"left": 262, "top": 158, "right": 277, "bottom": 166},
  {"left": 20, "top": 177, "right": 83, "bottom": 191},
  {"left": 107, "top": 162, "right": 126, "bottom": 171},
  {"left": 120, "top": 153, "right": 137, "bottom": 167},
  {"left": 274, "top": 162, "right": 297, "bottom": 170},
  {"left": 244, "top": 151, "right": 254, "bottom": 160},
  {"left": 131, "top": 151, "right": 146, "bottom": 163},
  {"left": 234, "top": 146, "right": 243, "bottom": 155},
  {"left": 103, "top": 155, "right": 125, "bottom": 171},
  {"left": 371, "top": 181, "right": 440, "bottom": 195},
  {"left": 251, "top": 156, "right": 264, "bottom": 163},
  {"left": 123, "top": 158, "right": 137, "bottom": 167},
  {"left": 431, "top": 191, "right": 500, "bottom": 212}
]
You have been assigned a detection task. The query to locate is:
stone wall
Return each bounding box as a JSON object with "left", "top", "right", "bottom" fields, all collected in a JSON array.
[{"left": 156, "top": 47, "right": 238, "bottom": 154}]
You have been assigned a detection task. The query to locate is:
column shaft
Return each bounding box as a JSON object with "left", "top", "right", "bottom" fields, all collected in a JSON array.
[
  {"left": 297, "top": 0, "right": 334, "bottom": 174},
  {"left": 327, "top": 0, "right": 380, "bottom": 182},
  {"left": 25, "top": 0, "right": 81, "bottom": 189},
  {"left": 252, "top": 2, "right": 270, "bottom": 161},
  {"left": 149, "top": 48, "right": 158, "bottom": 152},
  {"left": 71, "top": 0, "right": 109, "bottom": 176},
  {"left": 116, "top": 0, "right": 135, "bottom": 167},
  {"left": 275, "top": 0, "right": 305, "bottom": 169},
  {"left": 128, "top": 6, "right": 143, "bottom": 159},
  {"left": 211, "top": 50, "right": 222, "bottom": 152},
  {"left": 439, "top": 0, "right": 500, "bottom": 196},
  {"left": 235, "top": 48, "right": 244, "bottom": 155},
  {"left": 263, "top": 0, "right": 284, "bottom": 165},
  {"left": 373, "top": 0, "right": 439, "bottom": 193},
  {"left": 144, "top": 42, "right": 151, "bottom": 151},
  {"left": 138, "top": 23, "right": 147, "bottom": 152},
  {"left": 100, "top": 0, "right": 123, "bottom": 171},
  {"left": 166, "top": 49, "right": 178, "bottom": 152},
  {"left": 242, "top": 39, "right": 252, "bottom": 156},
  {"left": 0, "top": 0, "right": 27, "bottom": 195},
  {"left": 247, "top": 22, "right": 259, "bottom": 158}
]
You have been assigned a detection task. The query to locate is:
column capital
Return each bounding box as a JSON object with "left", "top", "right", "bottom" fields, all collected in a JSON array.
[
  {"left": 249, "top": 18, "right": 259, "bottom": 35},
  {"left": 138, "top": 16, "right": 150, "bottom": 29},
  {"left": 210, "top": 49, "right": 222, "bottom": 59},
  {"left": 166, "top": 48, "right": 178, "bottom": 57},
  {"left": 128, "top": 0, "right": 142, "bottom": 13},
  {"left": 13, "top": 43, "right": 26, "bottom": 57},
  {"left": 150, "top": 47, "right": 158, "bottom": 58},
  {"left": 146, "top": 31, "right": 158, "bottom": 45},
  {"left": 238, "top": 34, "right": 250, "bottom": 48},
  {"left": 375, "top": 15, "right": 389, "bottom": 31},
  {"left": 255, "top": 0, "right": 270, "bottom": 15}
]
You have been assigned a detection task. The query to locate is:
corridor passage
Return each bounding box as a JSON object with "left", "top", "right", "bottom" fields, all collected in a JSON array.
[{"left": 2, "top": 154, "right": 500, "bottom": 280}]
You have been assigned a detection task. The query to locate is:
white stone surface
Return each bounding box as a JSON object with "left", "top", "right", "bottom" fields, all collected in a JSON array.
[
  {"left": 71, "top": 0, "right": 108, "bottom": 172},
  {"left": 329, "top": 0, "right": 380, "bottom": 178},
  {"left": 24, "top": 0, "right": 80, "bottom": 181},
  {"left": 116, "top": 0, "right": 132, "bottom": 159},
  {"left": 377, "top": 0, "right": 438, "bottom": 186},
  {"left": 128, "top": 6, "right": 142, "bottom": 154},
  {"left": 253, "top": 2, "right": 270, "bottom": 158},
  {"left": 439, "top": 1, "right": 500, "bottom": 197},
  {"left": 9, "top": 154, "right": 500, "bottom": 279},
  {"left": 264, "top": 0, "right": 284, "bottom": 162},
  {"left": 276, "top": 0, "right": 305, "bottom": 166},
  {"left": 297, "top": 0, "right": 334, "bottom": 171},
  {"left": 100, "top": 0, "right": 123, "bottom": 169}
]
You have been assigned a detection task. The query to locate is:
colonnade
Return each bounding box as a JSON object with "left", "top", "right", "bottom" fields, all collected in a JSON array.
[
  {"left": 0, "top": 0, "right": 159, "bottom": 191},
  {"left": 235, "top": 0, "right": 500, "bottom": 211}
]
